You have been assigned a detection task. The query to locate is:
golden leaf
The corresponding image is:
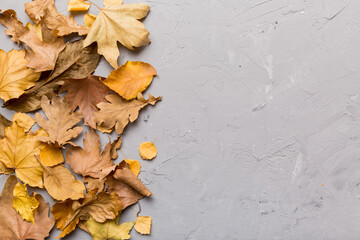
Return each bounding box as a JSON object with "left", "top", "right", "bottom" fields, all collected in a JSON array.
[
  {"left": 134, "top": 216, "right": 152, "bottom": 235},
  {"left": 0, "top": 176, "right": 55, "bottom": 239},
  {"left": 86, "top": 215, "right": 134, "bottom": 240},
  {"left": 94, "top": 93, "right": 161, "bottom": 134},
  {"left": 84, "top": 13, "right": 97, "bottom": 29},
  {"left": 0, "top": 123, "right": 47, "bottom": 187},
  {"left": 40, "top": 143, "right": 65, "bottom": 166},
  {"left": 124, "top": 159, "right": 141, "bottom": 176},
  {"left": 0, "top": 49, "right": 40, "bottom": 102},
  {"left": 139, "top": 142, "right": 157, "bottom": 160},
  {"left": 11, "top": 113, "right": 35, "bottom": 132},
  {"left": 83, "top": 3, "right": 150, "bottom": 68},
  {"left": 68, "top": 0, "right": 91, "bottom": 12},
  {"left": 0, "top": 113, "right": 11, "bottom": 138},
  {"left": 12, "top": 182, "right": 39, "bottom": 223},
  {"left": 35, "top": 95, "right": 83, "bottom": 147},
  {"left": 104, "top": 61, "right": 157, "bottom": 100}
]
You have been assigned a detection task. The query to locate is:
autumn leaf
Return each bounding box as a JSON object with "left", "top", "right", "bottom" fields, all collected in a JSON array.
[
  {"left": 24, "top": 0, "right": 52, "bottom": 24},
  {"left": 0, "top": 10, "right": 66, "bottom": 72},
  {"left": 84, "top": 13, "right": 96, "bottom": 29},
  {"left": 86, "top": 215, "right": 134, "bottom": 240},
  {"left": 94, "top": 93, "right": 162, "bottom": 134},
  {"left": 35, "top": 95, "right": 83, "bottom": 147},
  {"left": 0, "top": 113, "right": 11, "bottom": 138},
  {"left": 111, "top": 135, "right": 122, "bottom": 159},
  {"left": 12, "top": 182, "right": 39, "bottom": 223},
  {"left": 104, "top": 61, "right": 156, "bottom": 100},
  {"left": 84, "top": 176, "right": 105, "bottom": 192},
  {"left": 83, "top": 3, "right": 151, "bottom": 68},
  {"left": 59, "top": 75, "right": 111, "bottom": 128},
  {"left": 0, "top": 123, "right": 47, "bottom": 187},
  {"left": 104, "top": 0, "right": 123, "bottom": 6},
  {"left": 124, "top": 159, "right": 141, "bottom": 176},
  {"left": 134, "top": 216, "right": 152, "bottom": 235},
  {"left": 0, "top": 176, "right": 55, "bottom": 240},
  {"left": 0, "top": 49, "right": 40, "bottom": 102},
  {"left": 139, "top": 141, "right": 157, "bottom": 160},
  {"left": 26, "top": 22, "right": 43, "bottom": 41},
  {"left": 68, "top": 0, "right": 91, "bottom": 12},
  {"left": 52, "top": 190, "right": 122, "bottom": 238},
  {"left": 11, "top": 112, "right": 35, "bottom": 132},
  {"left": 66, "top": 129, "right": 115, "bottom": 178},
  {"left": 106, "top": 161, "right": 152, "bottom": 209}
]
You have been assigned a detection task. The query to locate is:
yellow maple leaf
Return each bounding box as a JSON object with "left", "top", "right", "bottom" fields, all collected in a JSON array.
[
  {"left": 86, "top": 215, "right": 134, "bottom": 240},
  {"left": 124, "top": 159, "right": 141, "bottom": 176},
  {"left": 134, "top": 216, "right": 152, "bottom": 235},
  {"left": 104, "top": 61, "right": 157, "bottom": 100},
  {"left": 139, "top": 142, "right": 157, "bottom": 160},
  {"left": 0, "top": 49, "right": 40, "bottom": 102},
  {"left": 12, "top": 182, "right": 39, "bottom": 223},
  {"left": 83, "top": 3, "right": 151, "bottom": 68},
  {"left": 68, "top": 0, "right": 91, "bottom": 11}
]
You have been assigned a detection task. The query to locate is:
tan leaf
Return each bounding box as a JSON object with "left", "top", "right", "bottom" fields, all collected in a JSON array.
[
  {"left": 111, "top": 135, "right": 122, "bottom": 159},
  {"left": 0, "top": 10, "right": 66, "bottom": 72},
  {"left": 106, "top": 161, "right": 151, "bottom": 209},
  {"left": 41, "top": 162, "right": 85, "bottom": 201},
  {"left": 134, "top": 216, "right": 152, "bottom": 235},
  {"left": 59, "top": 75, "right": 111, "bottom": 128},
  {"left": 104, "top": 0, "right": 123, "bottom": 6},
  {"left": 11, "top": 113, "right": 35, "bottom": 132},
  {"left": 0, "top": 49, "right": 40, "bottom": 102},
  {"left": 0, "top": 176, "right": 55, "bottom": 240},
  {"left": 52, "top": 190, "right": 122, "bottom": 238},
  {"left": 139, "top": 141, "right": 157, "bottom": 160},
  {"left": 35, "top": 95, "right": 83, "bottom": 147},
  {"left": 83, "top": 3, "right": 150, "bottom": 68},
  {"left": 66, "top": 129, "right": 115, "bottom": 178},
  {"left": 39, "top": 143, "right": 65, "bottom": 166},
  {"left": 84, "top": 13, "right": 97, "bottom": 29},
  {"left": 84, "top": 176, "right": 105, "bottom": 192},
  {"left": 26, "top": 22, "right": 43, "bottom": 41},
  {"left": 104, "top": 61, "right": 157, "bottom": 100},
  {"left": 25, "top": 0, "right": 52, "bottom": 24},
  {"left": 94, "top": 93, "right": 162, "bottom": 134},
  {"left": 0, "top": 123, "right": 47, "bottom": 187},
  {"left": 68, "top": 0, "right": 91, "bottom": 12},
  {"left": 12, "top": 182, "right": 39, "bottom": 223},
  {"left": 0, "top": 113, "right": 11, "bottom": 138}
]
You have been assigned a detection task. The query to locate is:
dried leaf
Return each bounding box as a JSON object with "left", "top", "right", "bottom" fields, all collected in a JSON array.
[
  {"left": 12, "top": 182, "right": 39, "bottom": 223},
  {"left": 111, "top": 135, "right": 122, "bottom": 159},
  {"left": 124, "top": 159, "right": 141, "bottom": 176},
  {"left": 66, "top": 129, "right": 115, "bottom": 178},
  {"left": 83, "top": 3, "right": 150, "bottom": 68},
  {"left": 0, "top": 113, "right": 11, "bottom": 138},
  {"left": 59, "top": 75, "right": 111, "bottom": 128},
  {"left": 35, "top": 95, "right": 83, "bottom": 147},
  {"left": 86, "top": 215, "right": 134, "bottom": 240},
  {"left": 0, "top": 10, "right": 66, "bottom": 72},
  {"left": 25, "top": 0, "right": 52, "bottom": 24},
  {"left": 84, "top": 13, "right": 96, "bottom": 29},
  {"left": 0, "top": 49, "right": 40, "bottom": 102},
  {"left": 0, "top": 176, "right": 54, "bottom": 240},
  {"left": 52, "top": 190, "right": 122, "bottom": 238},
  {"left": 94, "top": 93, "right": 161, "bottom": 134},
  {"left": 11, "top": 112, "right": 35, "bottom": 132},
  {"left": 39, "top": 143, "right": 65, "bottom": 166},
  {"left": 104, "top": 0, "right": 123, "bottom": 6},
  {"left": 26, "top": 22, "right": 43, "bottom": 41},
  {"left": 134, "top": 216, "right": 152, "bottom": 235},
  {"left": 0, "top": 123, "right": 47, "bottom": 187},
  {"left": 139, "top": 142, "right": 157, "bottom": 160},
  {"left": 104, "top": 61, "right": 156, "bottom": 100},
  {"left": 106, "top": 161, "right": 151, "bottom": 209},
  {"left": 41, "top": 162, "right": 85, "bottom": 201},
  {"left": 68, "top": 0, "right": 91, "bottom": 12},
  {"left": 84, "top": 176, "right": 105, "bottom": 192}
]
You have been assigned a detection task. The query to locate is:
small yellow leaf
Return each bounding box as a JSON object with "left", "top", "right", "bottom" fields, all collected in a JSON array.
[
  {"left": 139, "top": 142, "right": 157, "bottom": 160},
  {"left": 104, "top": 0, "right": 123, "bottom": 6},
  {"left": 12, "top": 182, "right": 39, "bottom": 223},
  {"left": 25, "top": 22, "right": 43, "bottom": 41},
  {"left": 134, "top": 216, "right": 151, "bottom": 235},
  {"left": 104, "top": 61, "right": 157, "bottom": 100},
  {"left": 40, "top": 143, "right": 65, "bottom": 166},
  {"left": 68, "top": 0, "right": 91, "bottom": 11},
  {"left": 84, "top": 13, "right": 97, "bottom": 29},
  {"left": 124, "top": 159, "right": 141, "bottom": 176},
  {"left": 11, "top": 113, "right": 35, "bottom": 132}
]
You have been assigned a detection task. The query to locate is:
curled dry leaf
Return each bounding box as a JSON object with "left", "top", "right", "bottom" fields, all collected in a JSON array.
[
  {"left": 52, "top": 190, "right": 122, "bottom": 238},
  {"left": 0, "top": 175, "right": 55, "bottom": 240},
  {"left": 106, "top": 161, "right": 152, "bottom": 209},
  {"left": 86, "top": 215, "right": 134, "bottom": 240},
  {"left": 104, "top": 61, "right": 157, "bottom": 100},
  {"left": 83, "top": 3, "right": 151, "bottom": 68},
  {"left": 0, "top": 123, "right": 47, "bottom": 187},
  {"left": 59, "top": 75, "right": 111, "bottom": 128},
  {"left": 0, "top": 49, "right": 40, "bottom": 102},
  {"left": 134, "top": 216, "right": 152, "bottom": 235},
  {"left": 12, "top": 182, "right": 39, "bottom": 224},
  {"left": 68, "top": 0, "right": 91, "bottom": 12},
  {"left": 94, "top": 93, "right": 162, "bottom": 134},
  {"left": 0, "top": 10, "right": 66, "bottom": 72},
  {"left": 35, "top": 95, "right": 83, "bottom": 147},
  {"left": 66, "top": 129, "right": 115, "bottom": 178},
  {"left": 139, "top": 141, "right": 157, "bottom": 160},
  {"left": 0, "top": 113, "right": 11, "bottom": 138}
]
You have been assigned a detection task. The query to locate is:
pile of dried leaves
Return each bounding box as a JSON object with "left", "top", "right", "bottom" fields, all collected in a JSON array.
[{"left": 0, "top": 0, "right": 161, "bottom": 238}]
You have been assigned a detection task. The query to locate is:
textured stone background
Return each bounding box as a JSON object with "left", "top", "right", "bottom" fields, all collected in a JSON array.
[{"left": 1, "top": 0, "right": 360, "bottom": 239}]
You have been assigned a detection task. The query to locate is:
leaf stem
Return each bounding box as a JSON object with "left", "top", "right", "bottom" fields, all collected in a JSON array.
[{"left": 137, "top": 202, "right": 141, "bottom": 217}]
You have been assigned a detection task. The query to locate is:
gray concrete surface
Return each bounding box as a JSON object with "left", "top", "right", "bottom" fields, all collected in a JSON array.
[{"left": 1, "top": 0, "right": 360, "bottom": 239}]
